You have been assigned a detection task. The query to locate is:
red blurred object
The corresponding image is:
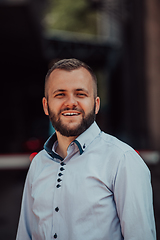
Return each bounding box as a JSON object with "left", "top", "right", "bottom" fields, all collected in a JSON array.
[
  {"left": 24, "top": 138, "right": 43, "bottom": 152},
  {"left": 29, "top": 152, "right": 38, "bottom": 161},
  {"left": 135, "top": 150, "right": 140, "bottom": 155}
]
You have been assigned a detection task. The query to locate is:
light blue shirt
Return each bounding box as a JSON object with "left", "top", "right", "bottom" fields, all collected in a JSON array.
[{"left": 16, "top": 122, "right": 156, "bottom": 240}]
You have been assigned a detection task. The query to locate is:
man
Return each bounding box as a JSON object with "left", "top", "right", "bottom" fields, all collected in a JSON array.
[{"left": 16, "top": 58, "right": 156, "bottom": 240}]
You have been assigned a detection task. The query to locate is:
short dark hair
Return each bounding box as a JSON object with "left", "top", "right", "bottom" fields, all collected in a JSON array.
[{"left": 45, "top": 58, "right": 97, "bottom": 97}]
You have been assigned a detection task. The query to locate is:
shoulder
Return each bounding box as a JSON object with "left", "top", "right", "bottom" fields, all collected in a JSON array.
[
  {"left": 94, "top": 131, "right": 135, "bottom": 161},
  {"left": 30, "top": 149, "right": 49, "bottom": 166},
  {"left": 27, "top": 149, "right": 53, "bottom": 179},
  {"left": 100, "top": 131, "right": 133, "bottom": 153},
  {"left": 97, "top": 131, "right": 149, "bottom": 173}
]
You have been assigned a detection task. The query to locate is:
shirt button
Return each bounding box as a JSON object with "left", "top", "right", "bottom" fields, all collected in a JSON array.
[
  {"left": 54, "top": 233, "right": 57, "bottom": 238},
  {"left": 57, "top": 178, "right": 62, "bottom": 182},
  {"left": 58, "top": 173, "right": 63, "bottom": 177},
  {"left": 56, "top": 184, "right": 61, "bottom": 188},
  {"left": 60, "top": 167, "right": 65, "bottom": 171},
  {"left": 55, "top": 207, "right": 59, "bottom": 212},
  {"left": 61, "top": 162, "right": 66, "bottom": 166}
]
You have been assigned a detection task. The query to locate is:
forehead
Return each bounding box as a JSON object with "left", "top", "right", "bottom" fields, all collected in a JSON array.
[{"left": 47, "top": 67, "right": 94, "bottom": 92}]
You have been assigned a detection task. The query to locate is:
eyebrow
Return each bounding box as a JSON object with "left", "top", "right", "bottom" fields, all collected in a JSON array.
[{"left": 52, "top": 89, "right": 65, "bottom": 95}]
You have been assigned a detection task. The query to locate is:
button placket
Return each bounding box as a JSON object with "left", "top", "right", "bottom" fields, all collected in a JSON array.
[
  {"left": 53, "top": 161, "right": 66, "bottom": 238},
  {"left": 55, "top": 163, "right": 66, "bottom": 210},
  {"left": 55, "top": 163, "right": 65, "bottom": 193},
  {"left": 56, "top": 162, "right": 66, "bottom": 188}
]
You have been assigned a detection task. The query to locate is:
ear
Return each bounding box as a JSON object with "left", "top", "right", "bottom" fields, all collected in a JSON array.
[
  {"left": 95, "top": 97, "right": 100, "bottom": 115},
  {"left": 42, "top": 97, "right": 49, "bottom": 116}
]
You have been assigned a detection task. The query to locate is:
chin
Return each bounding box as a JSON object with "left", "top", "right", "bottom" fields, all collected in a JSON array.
[{"left": 63, "top": 120, "right": 82, "bottom": 128}]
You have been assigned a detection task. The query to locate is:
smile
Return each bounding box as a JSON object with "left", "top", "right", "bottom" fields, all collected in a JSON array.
[{"left": 62, "top": 112, "right": 80, "bottom": 116}]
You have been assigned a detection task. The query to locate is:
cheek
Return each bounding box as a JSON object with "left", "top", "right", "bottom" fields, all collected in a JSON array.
[
  {"left": 48, "top": 99, "right": 63, "bottom": 112},
  {"left": 79, "top": 99, "right": 95, "bottom": 112}
]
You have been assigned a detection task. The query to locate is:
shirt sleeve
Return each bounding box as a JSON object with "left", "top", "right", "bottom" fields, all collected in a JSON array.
[
  {"left": 16, "top": 163, "right": 34, "bottom": 240},
  {"left": 113, "top": 150, "right": 156, "bottom": 240}
]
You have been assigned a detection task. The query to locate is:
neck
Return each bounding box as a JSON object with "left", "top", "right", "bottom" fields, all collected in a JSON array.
[{"left": 55, "top": 131, "right": 77, "bottom": 159}]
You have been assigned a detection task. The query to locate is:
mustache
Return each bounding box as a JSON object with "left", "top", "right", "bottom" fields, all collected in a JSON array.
[{"left": 59, "top": 107, "right": 85, "bottom": 114}]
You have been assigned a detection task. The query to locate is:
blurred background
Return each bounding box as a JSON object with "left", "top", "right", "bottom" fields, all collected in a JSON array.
[{"left": 0, "top": 0, "right": 160, "bottom": 239}]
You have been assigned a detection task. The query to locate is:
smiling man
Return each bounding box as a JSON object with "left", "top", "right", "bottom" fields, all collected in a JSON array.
[
  {"left": 16, "top": 59, "right": 156, "bottom": 240},
  {"left": 42, "top": 64, "right": 100, "bottom": 158}
]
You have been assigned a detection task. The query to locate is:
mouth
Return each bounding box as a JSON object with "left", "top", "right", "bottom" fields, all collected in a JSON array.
[
  {"left": 61, "top": 110, "right": 81, "bottom": 117},
  {"left": 62, "top": 111, "right": 81, "bottom": 116},
  {"left": 62, "top": 113, "right": 80, "bottom": 116}
]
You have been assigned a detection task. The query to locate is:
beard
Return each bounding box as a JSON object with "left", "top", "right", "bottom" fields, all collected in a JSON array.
[{"left": 47, "top": 104, "right": 96, "bottom": 137}]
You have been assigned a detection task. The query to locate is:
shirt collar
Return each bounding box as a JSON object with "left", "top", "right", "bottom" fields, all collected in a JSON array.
[
  {"left": 44, "top": 121, "right": 101, "bottom": 160},
  {"left": 44, "top": 133, "right": 64, "bottom": 161},
  {"left": 74, "top": 121, "right": 101, "bottom": 153}
]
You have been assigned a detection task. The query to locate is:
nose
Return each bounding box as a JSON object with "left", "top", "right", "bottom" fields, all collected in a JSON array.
[{"left": 64, "top": 94, "right": 78, "bottom": 108}]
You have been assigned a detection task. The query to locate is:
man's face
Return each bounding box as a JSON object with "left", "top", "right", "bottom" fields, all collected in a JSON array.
[{"left": 43, "top": 67, "right": 100, "bottom": 138}]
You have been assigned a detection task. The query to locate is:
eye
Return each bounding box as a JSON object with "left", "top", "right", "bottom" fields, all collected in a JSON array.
[
  {"left": 77, "top": 92, "right": 87, "bottom": 97},
  {"left": 54, "top": 93, "right": 65, "bottom": 98}
]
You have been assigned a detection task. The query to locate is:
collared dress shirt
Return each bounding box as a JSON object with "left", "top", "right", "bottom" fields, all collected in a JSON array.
[{"left": 16, "top": 122, "right": 156, "bottom": 240}]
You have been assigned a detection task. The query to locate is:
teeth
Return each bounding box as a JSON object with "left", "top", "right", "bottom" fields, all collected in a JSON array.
[{"left": 63, "top": 113, "right": 79, "bottom": 116}]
